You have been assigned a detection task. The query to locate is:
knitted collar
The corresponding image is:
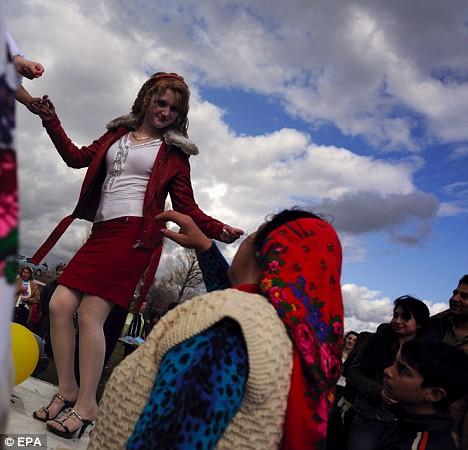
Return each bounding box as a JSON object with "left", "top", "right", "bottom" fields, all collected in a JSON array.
[{"left": 106, "top": 113, "right": 199, "bottom": 156}]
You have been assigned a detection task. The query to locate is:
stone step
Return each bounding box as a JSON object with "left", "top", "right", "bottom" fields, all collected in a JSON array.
[{"left": 5, "top": 377, "right": 90, "bottom": 450}]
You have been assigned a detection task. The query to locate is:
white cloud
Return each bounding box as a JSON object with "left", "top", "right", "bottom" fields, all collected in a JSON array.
[
  {"left": 7, "top": 1, "right": 442, "bottom": 264},
  {"left": 442, "top": 181, "right": 468, "bottom": 198},
  {"left": 98, "top": 0, "right": 468, "bottom": 147},
  {"left": 9, "top": 0, "right": 468, "bottom": 148},
  {"left": 342, "top": 283, "right": 393, "bottom": 328},
  {"left": 438, "top": 202, "right": 468, "bottom": 217},
  {"left": 450, "top": 146, "right": 468, "bottom": 160},
  {"left": 438, "top": 182, "right": 468, "bottom": 217}
]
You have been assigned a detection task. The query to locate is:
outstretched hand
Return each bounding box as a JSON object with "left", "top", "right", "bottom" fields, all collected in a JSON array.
[
  {"left": 13, "top": 55, "right": 44, "bottom": 79},
  {"left": 219, "top": 225, "right": 244, "bottom": 243},
  {"left": 32, "top": 95, "right": 56, "bottom": 120},
  {"left": 15, "top": 85, "right": 42, "bottom": 113},
  {"left": 155, "top": 210, "right": 213, "bottom": 252}
]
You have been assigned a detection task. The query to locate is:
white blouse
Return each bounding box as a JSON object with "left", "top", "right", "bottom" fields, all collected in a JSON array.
[{"left": 95, "top": 134, "right": 161, "bottom": 223}]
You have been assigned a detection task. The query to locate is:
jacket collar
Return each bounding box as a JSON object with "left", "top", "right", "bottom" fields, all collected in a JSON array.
[{"left": 106, "top": 113, "right": 199, "bottom": 156}]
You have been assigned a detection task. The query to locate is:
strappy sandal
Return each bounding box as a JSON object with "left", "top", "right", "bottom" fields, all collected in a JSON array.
[
  {"left": 32, "top": 393, "right": 75, "bottom": 422},
  {"left": 47, "top": 408, "right": 94, "bottom": 440}
]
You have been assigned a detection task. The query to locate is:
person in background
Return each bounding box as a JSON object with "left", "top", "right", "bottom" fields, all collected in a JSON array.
[
  {"left": 342, "top": 331, "right": 358, "bottom": 362},
  {"left": 145, "top": 310, "right": 160, "bottom": 337},
  {"left": 428, "top": 274, "right": 468, "bottom": 449},
  {"left": 36, "top": 263, "right": 66, "bottom": 355},
  {"left": 141, "top": 302, "right": 161, "bottom": 338},
  {"left": 347, "top": 296, "right": 430, "bottom": 450},
  {"left": 14, "top": 266, "right": 40, "bottom": 327},
  {"left": 327, "top": 330, "right": 359, "bottom": 450},
  {"left": 374, "top": 338, "right": 468, "bottom": 450}
]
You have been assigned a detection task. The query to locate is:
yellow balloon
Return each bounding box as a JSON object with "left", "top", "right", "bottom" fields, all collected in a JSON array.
[{"left": 11, "top": 323, "right": 39, "bottom": 385}]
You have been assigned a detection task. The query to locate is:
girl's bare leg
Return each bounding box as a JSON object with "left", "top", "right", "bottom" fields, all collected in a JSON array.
[
  {"left": 34, "top": 285, "right": 81, "bottom": 420},
  {"left": 47, "top": 294, "right": 113, "bottom": 432}
]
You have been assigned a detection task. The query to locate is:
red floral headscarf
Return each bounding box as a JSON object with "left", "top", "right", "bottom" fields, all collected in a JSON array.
[{"left": 258, "top": 217, "right": 344, "bottom": 449}]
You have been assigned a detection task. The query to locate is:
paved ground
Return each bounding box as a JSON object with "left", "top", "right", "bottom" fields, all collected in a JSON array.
[
  {"left": 5, "top": 377, "right": 89, "bottom": 450},
  {"left": 4, "top": 325, "right": 132, "bottom": 449}
]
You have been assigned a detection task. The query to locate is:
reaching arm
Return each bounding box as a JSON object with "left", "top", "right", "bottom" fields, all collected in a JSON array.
[
  {"left": 6, "top": 30, "right": 44, "bottom": 79},
  {"left": 32, "top": 96, "right": 113, "bottom": 168},
  {"left": 196, "top": 244, "right": 231, "bottom": 291},
  {"left": 12, "top": 55, "right": 44, "bottom": 79},
  {"left": 15, "top": 85, "right": 42, "bottom": 113},
  {"left": 156, "top": 211, "right": 231, "bottom": 291}
]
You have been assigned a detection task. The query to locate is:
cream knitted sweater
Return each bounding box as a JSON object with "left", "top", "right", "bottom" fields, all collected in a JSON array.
[{"left": 88, "top": 289, "right": 293, "bottom": 449}]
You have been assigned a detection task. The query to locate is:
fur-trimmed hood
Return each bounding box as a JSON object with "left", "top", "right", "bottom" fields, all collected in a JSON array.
[{"left": 106, "top": 113, "right": 199, "bottom": 156}]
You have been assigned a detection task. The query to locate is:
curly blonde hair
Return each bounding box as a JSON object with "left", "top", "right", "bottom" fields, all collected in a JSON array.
[{"left": 131, "top": 72, "right": 190, "bottom": 137}]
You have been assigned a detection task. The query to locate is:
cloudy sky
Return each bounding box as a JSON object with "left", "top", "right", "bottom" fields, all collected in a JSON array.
[{"left": 6, "top": 0, "right": 468, "bottom": 332}]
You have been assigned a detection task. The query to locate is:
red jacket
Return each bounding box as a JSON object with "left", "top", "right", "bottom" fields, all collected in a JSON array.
[{"left": 32, "top": 114, "right": 225, "bottom": 307}]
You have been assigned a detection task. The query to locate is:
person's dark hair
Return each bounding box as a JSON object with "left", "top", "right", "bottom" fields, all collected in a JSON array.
[
  {"left": 150, "top": 311, "right": 161, "bottom": 321},
  {"left": 253, "top": 208, "right": 323, "bottom": 254},
  {"left": 459, "top": 274, "right": 468, "bottom": 285},
  {"left": 20, "top": 266, "right": 33, "bottom": 279},
  {"left": 401, "top": 338, "right": 468, "bottom": 411},
  {"left": 166, "top": 302, "right": 179, "bottom": 312},
  {"left": 345, "top": 331, "right": 359, "bottom": 339},
  {"left": 393, "top": 295, "right": 430, "bottom": 329}
]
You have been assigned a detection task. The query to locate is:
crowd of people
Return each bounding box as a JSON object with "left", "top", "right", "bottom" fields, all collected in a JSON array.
[
  {"left": 11, "top": 213, "right": 468, "bottom": 449},
  {"left": 87, "top": 213, "right": 468, "bottom": 450},
  {"left": 327, "top": 287, "right": 468, "bottom": 450},
  {"left": 3, "top": 26, "right": 468, "bottom": 450},
  {"left": 13, "top": 263, "right": 66, "bottom": 349}
]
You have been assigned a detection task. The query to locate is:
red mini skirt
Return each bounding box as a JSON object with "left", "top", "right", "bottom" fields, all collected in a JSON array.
[{"left": 58, "top": 216, "right": 152, "bottom": 309}]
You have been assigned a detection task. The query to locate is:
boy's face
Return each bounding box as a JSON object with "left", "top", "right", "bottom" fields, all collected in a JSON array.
[{"left": 383, "top": 352, "right": 427, "bottom": 405}]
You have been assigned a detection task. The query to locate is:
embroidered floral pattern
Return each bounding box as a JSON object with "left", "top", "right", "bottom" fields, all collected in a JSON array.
[
  {"left": 259, "top": 217, "right": 344, "bottom": 445},
  {"left": 102, "top": 136, "right": 129, "bottom": 191},
  {"left": 0, "top": 75, "right": 15, "bottom": 148},
  {"left": 0, "top": 70, "right": 18, "bottom": 283}
]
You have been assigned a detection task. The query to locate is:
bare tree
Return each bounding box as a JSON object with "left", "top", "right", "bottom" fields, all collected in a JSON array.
[
  {"left": 145, "top": 248, "right": 205, "bottom": 314},
  {"left": 168, "top": 249, "right": 205, "bottom": 303},
  {"left": 147, "top": 249, "right": 205, "bottom": 312},
  {"left": 145, "top": 278, "right": 177, "bottom": 314}
]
